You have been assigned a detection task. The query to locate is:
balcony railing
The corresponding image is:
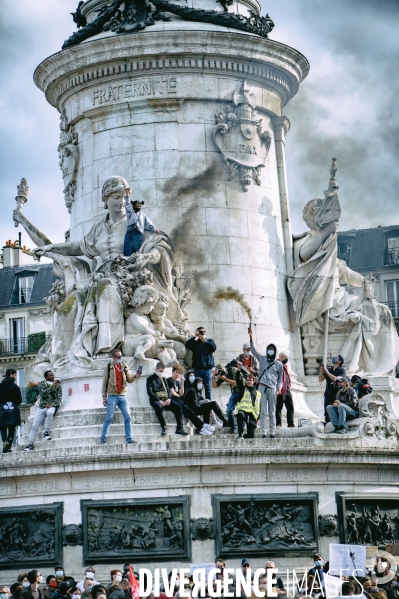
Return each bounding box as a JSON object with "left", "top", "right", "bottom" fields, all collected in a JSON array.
[
  {"left": 386, "top": 247, "right": 399, "bottom": 266},
  {"left": 0, "top": 334, "right": 47, "bottom": 356},
  {"left": 10, "top": 287, "right": 33, "bottom": 305},
  {"left": 385, "top": 301, "right": 399, "bottom": 318}
]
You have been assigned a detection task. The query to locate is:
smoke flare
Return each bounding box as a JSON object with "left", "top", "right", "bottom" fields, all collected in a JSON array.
[{"left": 213, "top": 286, "right": 253, "bottom": 321}]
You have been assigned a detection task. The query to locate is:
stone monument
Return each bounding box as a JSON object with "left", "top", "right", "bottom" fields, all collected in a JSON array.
[{"left": 2, "top": 0, "right": 399, "bottom": 585}]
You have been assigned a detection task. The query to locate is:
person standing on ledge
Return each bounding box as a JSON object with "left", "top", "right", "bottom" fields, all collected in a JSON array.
[
  {"left": 319, "top": 354, "right": 346, "bottom": 423},
  {"left": 123, "top": 187, "right": 160, "bottom": 256},
  {"left": 276, "top": 352, "right": 295, "bottom": 428},
  {"left": 248, "top": 328, "right": 282, "bottom": 439},
  {"left": 100, "top": 349, "right": 140, "bottom": 445},
  {"left": 24, "top": 370, "right": 62, "bottom": 452},
  {"left": 185, "top": 327, "right": 216, "bottom": 400},
  {"left": 0, "top": 368, "right": 22, "bottom": 454}
]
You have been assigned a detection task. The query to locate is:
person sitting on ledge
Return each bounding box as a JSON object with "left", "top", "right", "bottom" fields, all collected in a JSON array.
[
  {"left": 326, "top": 376, "right": 359, "bottom": 434},
  {"left": 234, "top": 363, "right": 260, "bottom": 440},
  {"left": 184, "top": 377, "right": 229, "bottom": 433},
  {"left": 146, "top": 362, "right": 189, "bottom": 437}
]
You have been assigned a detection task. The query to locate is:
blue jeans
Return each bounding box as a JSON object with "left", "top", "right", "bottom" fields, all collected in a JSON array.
[
  {"left": 100, "top": 395, "right": 133, "bottom": 442},
  {"left": 124, "top": 226, "right": 144, "bottom": 256},
  {"left": 326, "top": 403, "right": 358, "bottom": 428},
  {"left": 194, "top": 368, "right": 212, "bottom": 400},
  {"left": 226, "top": 390, "right": 240, "bottom": 430}
]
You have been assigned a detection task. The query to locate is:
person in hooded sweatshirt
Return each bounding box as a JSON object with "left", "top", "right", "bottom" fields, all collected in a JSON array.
[
  {"left": 183, "top": 377, "right": 229, "bottom": 433},
  {"left": 0, "top": 368, "right": 22, "bottom": 453},
  {"left": 248, "top": 328, "right": 282, "bottom": 439}
]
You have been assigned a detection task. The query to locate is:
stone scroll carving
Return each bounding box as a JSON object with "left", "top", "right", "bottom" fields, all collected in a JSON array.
[
  {"left": 212, "top": 493, "right": 319, "bottom": 558},
  {"left": 213, "top": 82, "right": 272, "bottom": 191},
  {"left": 288, "top": 160, "right": 399, "bottom": 375},
  {"left": 81, "top": 497, "right": 191, "bottom": 563},
  {"left": 0, "top": 503, "right": 62, "bottom": 568},
  {"left": 191, "top": 518, "right": 215, "bottom": 541},
  {"left": 336, "top": 493, "right": 399, "bottom": 546},
  {"left": 58, "top": 109, "right": 79, "bottom": 213},
  {"left": 63, "top": 0, "right": 274, "bottom": 49}
]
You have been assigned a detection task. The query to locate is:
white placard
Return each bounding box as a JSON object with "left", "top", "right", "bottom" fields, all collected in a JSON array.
[
  {"left": 329, "top": 543, "right": 367, "bottom": 577},
  {"left": 190, "top": 563, "right": 215, "bottom": 578},
  {"left": 324, "top": 573, "right": 343, "bottom": 599}
]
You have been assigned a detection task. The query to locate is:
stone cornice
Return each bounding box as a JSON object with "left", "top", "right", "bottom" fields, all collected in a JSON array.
[{"left": 34, "top": 31, "right": 309, "bottom": 109}]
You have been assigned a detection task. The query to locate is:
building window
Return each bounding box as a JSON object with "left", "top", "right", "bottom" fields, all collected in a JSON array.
[
  {"left": 10, "top": 318, "right": 25, "bottom": 353},
  {"left": 337, "top": 241, "right": 351, "bottom": 264},
  {"left": 387, "top": 237, "right": 399, "bottom": 266},
  {"left": 386, "top": 280, "right": 399, "bottom": 318},
  {"left": 11, "top": 274, "right": 35, "bottom": 304}
]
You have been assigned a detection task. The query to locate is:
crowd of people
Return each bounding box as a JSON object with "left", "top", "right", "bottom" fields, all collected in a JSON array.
[
  {"left": 1, "top": 554, "right": 399, "bottom": 599},
  {"left": 0, "top": 326, "right": 373, "bottom": 452}
]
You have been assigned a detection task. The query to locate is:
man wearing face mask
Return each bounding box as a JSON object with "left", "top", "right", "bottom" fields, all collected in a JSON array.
[
  {"left": 100, "top": 349, "right": 141, "bottom": 445},
  {"left": 146, "top": 362, "right": 189, "bottom": 436},
  {"left": 106, "top": 572, "right": 123, "bottom": 597},
  {"left": 185, "top": 327, "right": 217, "bottom": 401},
  {"left": 309, "top": 553, "right": 326, "bottom": 588},
  {"left": 76, "top": 570, "right": 99, "bottom": 593},
  {"left": 44, "top": 577, "right": 58, "bottom": 599},
  {"left": 184, "top": 377, "right": 229, "bottom": 431},
  {"left": 248, "top": 329, "right": 282, "bottom": 439},
  {"left": 276, "top": 352, "right": 295, "bottom": 428},
  {"left": 20, "top": 571, "right": 44, "bottom": 599},
  {"left": 53, "top": 569, "right": 75, "bottom": 590}
]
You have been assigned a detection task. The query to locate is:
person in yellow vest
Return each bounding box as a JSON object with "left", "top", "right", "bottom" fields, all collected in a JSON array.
[{"left": 234, "top": 362, "right": 261, "bottom": 440}]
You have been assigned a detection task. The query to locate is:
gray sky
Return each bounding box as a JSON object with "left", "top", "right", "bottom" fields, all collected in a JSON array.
[{"left": 0, "top": 0, "right": 398, "bottom": 251}]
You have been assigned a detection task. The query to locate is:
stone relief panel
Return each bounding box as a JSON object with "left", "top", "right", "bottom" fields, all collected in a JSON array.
[
  {"left": 213, "top": 81, "right": 272, "bottom": 191},
  {"left": 336, "top": 493, "right": 399, "bottom": 547},
  {"left": 0, "top": 503, "right": 63, "bottom": 568},
  {"left": 81, "top": 496, "right": 191, "bottom": 564},
  {"left": 212, "top": 493, "right": 319, "bottom": 558}
]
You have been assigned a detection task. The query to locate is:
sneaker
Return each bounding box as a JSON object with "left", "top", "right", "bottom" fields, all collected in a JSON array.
[
  {"left": 200, "top": 427, "right": 213, "bottom": 435},
  {"left": 100, "top": 439, "right": 107, "bottom": 444},
  {"left": 2, "top": 441, "right": 11, "bottom": 454},
  {"left": 175, "top": 429, "right": 189, "bottom": 436},
  {"left": 204, "top": 424, "right": 216, "bottom": 432},
  {"left": 161, "top": 428, "right": 167, "bottom": 436},
  {"left": 235, "top": 435, "right": 244, "bottom": 440},
  {"left": 43, "top": 431, "right": 51, "bottom": 441},
  {"left": 337, "top": 428, "right": 347, "bottom": 434},
  {"left": 270, "top": 434, "right": 276, "bottom": 439},
  {"left": 261, "top": 434, "right": 267, "bottom": 439},
  {"left": 212, "top": 421, "right": 223, "bottom": 428},
  {"left": 24, "top": 443, "right": 33, "bottom": 452},
  {"left": 127, "top": 439, "right": 137, "bottom": 444}
]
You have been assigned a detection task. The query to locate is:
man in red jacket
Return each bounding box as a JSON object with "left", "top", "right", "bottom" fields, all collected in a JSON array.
[{"left": 276, "top": 352, "right": 295, "bottom": 428}]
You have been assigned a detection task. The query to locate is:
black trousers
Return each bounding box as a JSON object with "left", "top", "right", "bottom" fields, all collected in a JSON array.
[
  {"left": 276, "top": 389, "right": 295, "bottom": 427},
  {"left": 0, "top": 425, "right": 16, "bottom": 443},
  {"left": 175, "top": 400, "right": 204, "bottom": 430},
  {"left": 324, "top": 393, "right": 335, "bottom": 423},
  {"left": 236, "top": 411, "right": 257, "bottom": 438},
  {"left": 192, "top": 401, "right": 226, "bottom": 425},
  {"left": 150, "top": 399, "right": 183, "bottom": 429}
]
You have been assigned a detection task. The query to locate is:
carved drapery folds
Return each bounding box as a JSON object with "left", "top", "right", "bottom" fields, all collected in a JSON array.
[
  {"left": 0, "top": 503, "right": 62, "bottom": 568},
  {"left": 58, "top": 109, "right": 79, "bottom": 213},
  {"left": 337, "top": 493, "right": 399, "bottom": 546},
  {"left": 63, "top": 0, "right": 274, "bottom": 49},
  {"left": 81, "top": 497, "right": 191, "bottom": 563},
  {"left": 213, "top": 82, "right": 272, "bottom": 190},
  {"left": 212, "top": 493, "right": 319, "bottom": 557}
]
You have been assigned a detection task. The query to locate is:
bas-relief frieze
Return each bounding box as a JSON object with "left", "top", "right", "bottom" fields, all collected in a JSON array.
[
  {"left": 2, "top": 467, "right": 399, "bottom": 499},
  {"left": 92, "top": 77, "right": 177, "bottom": 105}
]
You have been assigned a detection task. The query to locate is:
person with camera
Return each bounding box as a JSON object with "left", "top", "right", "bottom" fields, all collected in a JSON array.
[
  {"left": 212, "top": 363, "right": 239, "bottom": 433},
  {"left": 147, "top": 362, "right": 189, "bottom": 436},
  {"left": 185, "top": 327, "right": 216, "bottom": 400},
  {"left": 24, "top": 370, "right": 62, "bottom": 451},
  {"left": 318, "top": 354, "right": 346, "bottom": 422},
  {"left": 248, "top": 328, "right": 282, "bottom": 439},
  {"left": 326, "top": 376, "right": 359, "bottom": 434},
  {"left": 234, "top": 362, "right": 261, "bottom": 439}
]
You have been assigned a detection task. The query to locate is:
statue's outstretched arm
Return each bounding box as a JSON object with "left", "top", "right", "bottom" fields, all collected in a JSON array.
[
  {"left": 32, "top": 241, "right": 82, "bottom": 259},
  {"left": 13, "top": 209, "right": 52, "bottom": 247}
]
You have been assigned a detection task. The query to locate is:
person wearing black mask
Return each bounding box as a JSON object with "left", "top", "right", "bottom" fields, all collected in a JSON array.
[
  {"left": 146, "top": 362, "right": 188, "bottom": 436},
  {"left": 248, "top": 329, "right": 282, "bottom": 439},
  {"left": 319, "top": 355, "right": 346, "bottom": 422},
  {"left": 184, "top": 377, "right": 229, "bottom": 432},
  {"left": 0, "top": 368, "right": 22, "bottom": 454}
]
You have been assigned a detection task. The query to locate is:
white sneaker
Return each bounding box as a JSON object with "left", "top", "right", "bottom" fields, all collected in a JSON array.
[
  {"left": 212, "top": 421, "right": 223, "bottom": 428},
  {"left": 204, "top": 424, "right": 216, "bottom": 432},
  {"left": 200, "top": 427, "right": 213, "bottom": 435}
]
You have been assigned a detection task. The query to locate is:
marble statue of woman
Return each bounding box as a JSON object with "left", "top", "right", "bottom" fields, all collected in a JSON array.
[
  {"left": 288, "top": 164, "right": 399, "bottom": 375},
  {"left": 30, "top": 175, "right": 186, "bottom": 368}
]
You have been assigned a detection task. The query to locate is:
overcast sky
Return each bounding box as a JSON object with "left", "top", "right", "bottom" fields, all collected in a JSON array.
[{"left": 0, "top": 0, "right": 398, "bottom": 251}]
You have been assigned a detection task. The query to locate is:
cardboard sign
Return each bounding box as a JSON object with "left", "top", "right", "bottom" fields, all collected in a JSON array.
[
  {"left": 190, "top": 563, "right": 216, "bottom": 579},
  {"left": 329, "top": 543, "right": 366, "bottom": 577}
]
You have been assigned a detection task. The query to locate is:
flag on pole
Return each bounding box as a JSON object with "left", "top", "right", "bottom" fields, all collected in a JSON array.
[{"left": 128, "top": 565, "right": 140, "bottom": 599}]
